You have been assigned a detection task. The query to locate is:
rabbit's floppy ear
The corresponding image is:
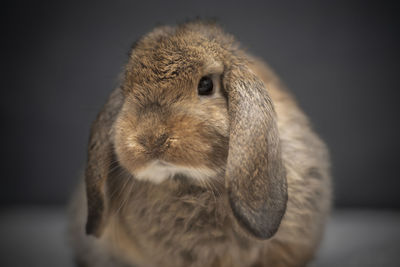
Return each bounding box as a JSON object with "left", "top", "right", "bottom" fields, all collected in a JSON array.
[
  {"left": 85, "top": 88, "right": 123, "bottom": 237},
  {"left": 223, "top": 65, "right": 288, "bottom": 239}
]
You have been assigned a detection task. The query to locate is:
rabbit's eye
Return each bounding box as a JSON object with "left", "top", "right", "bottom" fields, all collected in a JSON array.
[{"left": 197, "top": 76, "right": 214, "bottom": 95}]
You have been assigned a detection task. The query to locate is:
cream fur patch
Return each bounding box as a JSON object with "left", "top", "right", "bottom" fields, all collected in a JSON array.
[{"left": 134, "top": 160, "right": 217, "bottom": 183}]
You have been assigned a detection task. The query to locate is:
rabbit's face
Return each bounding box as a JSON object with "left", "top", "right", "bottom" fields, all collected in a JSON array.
[{"left": 114, "top": 28, "right": 230, "bottom": 184}]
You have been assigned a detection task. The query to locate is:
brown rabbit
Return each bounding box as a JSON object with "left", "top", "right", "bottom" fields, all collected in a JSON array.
[{"left": 68, "top": 21, "right": 331, "bottom": 267}]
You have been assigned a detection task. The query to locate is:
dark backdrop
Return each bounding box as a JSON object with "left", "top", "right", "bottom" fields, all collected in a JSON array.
[{"left": 2, "top": 1, "right": 399, "bottom": 208}]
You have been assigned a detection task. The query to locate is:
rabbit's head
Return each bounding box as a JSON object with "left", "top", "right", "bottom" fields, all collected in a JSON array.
[{"left": 85, "top": 21, "right": 287, "bottom": 240}]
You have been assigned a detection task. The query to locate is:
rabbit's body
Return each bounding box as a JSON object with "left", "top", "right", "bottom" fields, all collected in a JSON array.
[{"left": 69, "top": 22, "right": 331, "bottom": 267}]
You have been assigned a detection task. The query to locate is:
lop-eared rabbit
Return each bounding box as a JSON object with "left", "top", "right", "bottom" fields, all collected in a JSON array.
[{"left": 69, "top": 21, "right": 331, "bottom": 267}]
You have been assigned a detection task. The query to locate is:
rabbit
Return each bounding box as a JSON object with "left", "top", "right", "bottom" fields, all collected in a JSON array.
[{"left": 68, "top": 20, "right": 332, "bottom": 267}]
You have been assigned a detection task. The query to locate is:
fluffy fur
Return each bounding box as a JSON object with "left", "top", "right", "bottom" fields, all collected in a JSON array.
[{"left": 69, "top": 21, "right": 332, "bottom": 267}]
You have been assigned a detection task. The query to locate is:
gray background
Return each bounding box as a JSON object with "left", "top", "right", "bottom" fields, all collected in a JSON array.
[{"left": 2, "top": 0, "right": 400, "bottom": 208}]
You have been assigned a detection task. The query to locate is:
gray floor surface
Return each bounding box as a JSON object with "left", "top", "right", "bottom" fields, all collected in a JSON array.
[{"left": 0, "top": 208, "right": 399, "bottom": 267}]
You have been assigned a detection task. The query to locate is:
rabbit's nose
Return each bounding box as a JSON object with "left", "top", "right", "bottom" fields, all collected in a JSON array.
[
  {"left": 138, "top": 133, "right": 169, "bottom": 154},
  {"left": 153, "top": 133, "right": 169, "bottom": 148}
]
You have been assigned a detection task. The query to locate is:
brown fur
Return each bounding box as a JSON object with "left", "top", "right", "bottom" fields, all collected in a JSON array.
[{"left": 68, "top": 21, "right": 331, "bottom": 267}]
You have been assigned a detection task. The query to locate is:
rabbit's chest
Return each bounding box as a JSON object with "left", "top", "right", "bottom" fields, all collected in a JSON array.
[
  {"left": 116, "top": 183, "right": 261, "bottom": 266},
  {"left": 125, "top": 186, "right": 229, "bottom": 241}
]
